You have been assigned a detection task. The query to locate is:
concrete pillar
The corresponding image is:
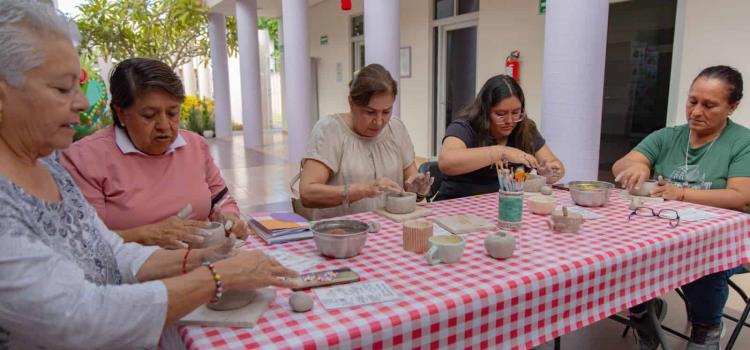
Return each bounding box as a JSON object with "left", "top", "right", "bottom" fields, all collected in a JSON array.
[
  {"left": 282, "top": 0, "right": 312, "bottom": 163},
  {"left": 236, "top": 0, "right": 264, "bottom": 148},
  {"left": 197, "top": 60, "right": 212, "bottom": 99},
  {"left": 207, "top": 12, "right": 233, "bottom": 139},
  {"left": 540, "top": 0, "right": 609, "bottom": 182},
  {"left": 181, "top": 60, "right": 197, "bottom": 96},
  {"left": 364, "top": 0, "right": 400, "bottom": 117}
]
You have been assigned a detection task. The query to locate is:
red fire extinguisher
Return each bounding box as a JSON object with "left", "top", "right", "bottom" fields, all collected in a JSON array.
[
  {"left": 341, "top": 0, "right": 351, "bottom": 11},
  {"left": 505, "top": 50, "right": 520, "bottom": 82}
]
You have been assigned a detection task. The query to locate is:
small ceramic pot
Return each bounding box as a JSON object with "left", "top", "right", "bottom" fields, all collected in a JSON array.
[
  {"left": 188, "top": 221, "right": 226, "bottom": 249},
  {"left": 527, "top": 196, "right": 557, "bottom": 215},
  {"left": 546, "top": 209, "right": 584, "bottom": 233},
  {"left": 628, "top": 180, "right": 658, "bottom": 197},
  {"left": 385, "top": 192, "right": 417, "bottom": 214},
  {"left": 484, "top": 230, "right": 516, "bottom": 259},
  {"left": 207, "top": 289, "right": 256, "bottom": 311},
  {"left": 202, "top": 130, "right": 215, "bottom": 138}
]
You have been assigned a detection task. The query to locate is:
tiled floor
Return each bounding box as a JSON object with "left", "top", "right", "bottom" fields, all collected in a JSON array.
[{"left": 207, "top": 131, "right": 750, "bottom": 350}]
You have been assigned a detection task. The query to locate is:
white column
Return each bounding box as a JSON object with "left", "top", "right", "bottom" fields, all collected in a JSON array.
[
  {"left": 364, "top": 0, "right": 400, "bottom": 117},
  {"left": 282, "top": 0, "right": 312, "bottom": 163},
  {"left": 197, "top": 61, "right": 212, "bottom": 99},
  {"left": 181, "top": 60, "right": 197, "bottom": 96},
  {"left": 540, "top": 1, "right": 609, "bottom": 182},
  {"left": 236, "top": 0, "right": 264, "bottom": 148},
  {"left": 207, "top": 12, "right": 233, "bottom": 139}
]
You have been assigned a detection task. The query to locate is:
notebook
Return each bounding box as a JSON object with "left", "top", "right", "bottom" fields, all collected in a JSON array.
[{"left": 247, "top": 212, "right": 313, "bottom": 245}]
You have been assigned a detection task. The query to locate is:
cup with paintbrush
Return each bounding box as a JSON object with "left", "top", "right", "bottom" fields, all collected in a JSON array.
[{"left": 496, "top": 163, "right": 525, "bottom": 229}]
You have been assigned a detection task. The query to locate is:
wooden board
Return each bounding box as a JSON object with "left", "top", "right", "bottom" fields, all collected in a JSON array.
[
  {"left": 178, "top": 288, "right": 276, "bottom": 328},
  {"left": 373, "top": 206, "right": 432, "bottom": 223},
  {"left": 433, "top": 214, "right": 496, "bottom": 234}
]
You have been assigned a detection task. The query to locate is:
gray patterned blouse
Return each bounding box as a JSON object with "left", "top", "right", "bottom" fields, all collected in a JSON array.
[{"left": 0, "top": 157, "right": 167, "bottom": 349}]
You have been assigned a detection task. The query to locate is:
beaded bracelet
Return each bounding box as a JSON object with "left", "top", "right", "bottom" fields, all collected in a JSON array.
[
  {"left": 203, "top": 262, "right": 223, "bottom": 304},
  {"left": 182, "top": 248, "right": 192, "bottom": 274}
]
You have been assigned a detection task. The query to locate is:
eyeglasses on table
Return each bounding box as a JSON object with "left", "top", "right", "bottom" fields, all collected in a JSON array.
[{"left": 628, "top": 206, "right": 681, "bottom": 228}]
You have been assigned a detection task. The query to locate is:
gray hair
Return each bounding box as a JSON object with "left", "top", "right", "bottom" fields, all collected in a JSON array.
[{"left": 0, "top": 0, "right": 80, "bottom": 87}]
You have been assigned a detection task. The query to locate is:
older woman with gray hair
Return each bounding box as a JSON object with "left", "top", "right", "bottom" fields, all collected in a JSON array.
[{"left": 0, "top": 1, "right": 296, "bottom": 348}]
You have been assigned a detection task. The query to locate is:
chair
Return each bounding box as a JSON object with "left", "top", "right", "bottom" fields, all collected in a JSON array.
[
  {"left": 619, "top": 264, "right": 750, "bottom": 349},
  {"left": 417, "top": 160, "right": 443, "bottom": 200}
]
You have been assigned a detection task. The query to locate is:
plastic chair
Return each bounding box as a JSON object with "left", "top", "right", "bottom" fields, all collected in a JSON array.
[{"left": 619, "top": 264, "right": 750, "bottom": 349}]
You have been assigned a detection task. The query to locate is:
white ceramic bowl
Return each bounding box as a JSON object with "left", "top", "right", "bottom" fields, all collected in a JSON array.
[{"left": 527, "top": 196, "right": 557, "bottom": 215}]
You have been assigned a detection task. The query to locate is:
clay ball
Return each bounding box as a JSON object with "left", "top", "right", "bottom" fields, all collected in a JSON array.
[
  {"left": 540, "top": 185, "right": 553, "bottom": 196},
  {"left": 289, "top": 292, "right": 314, "bottom": 313}
]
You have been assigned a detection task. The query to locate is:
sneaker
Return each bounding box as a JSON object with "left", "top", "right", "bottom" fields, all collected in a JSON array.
[
  {"left": 686, "top": 321, "right": 724, "bottom": 350},
  {"left": 630, "top": 298, "right": 668, "bottom": 350}
]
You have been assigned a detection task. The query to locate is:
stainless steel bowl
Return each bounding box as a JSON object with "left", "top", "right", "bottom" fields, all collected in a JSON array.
[
  {"left": 311, "top": 219, "right": 369, "bottom": 259},
  {"left": 568, "top": 181, "right": 615, "bottom": 207}
]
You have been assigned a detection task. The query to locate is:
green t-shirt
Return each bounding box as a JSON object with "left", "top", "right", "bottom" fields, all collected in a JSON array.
[{"left": 634, "top": 119, "right": 750, "bottom": 190}]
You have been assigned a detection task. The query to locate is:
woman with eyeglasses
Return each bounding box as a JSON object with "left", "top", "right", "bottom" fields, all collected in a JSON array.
[
  {"left": 612, "top": 65, "right": 750, "bottom": 350},
  {"left": 299, "top": 64, "right": 433, "bottom": 220},
  {"left": 436, "top": 74, "right": 565, "bottom": 200}
]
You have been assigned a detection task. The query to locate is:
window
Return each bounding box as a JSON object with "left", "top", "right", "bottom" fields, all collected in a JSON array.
[{"left": 434, "top": 0, "right": 479, "bottom": 20}]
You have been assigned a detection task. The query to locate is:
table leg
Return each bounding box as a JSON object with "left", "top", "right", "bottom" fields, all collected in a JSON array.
[
  {"left": 554, "top": 337, "right": 561, "bottom": 350},
  {"left": 647, "top": 299, "right": 671, "bottom": 350}
]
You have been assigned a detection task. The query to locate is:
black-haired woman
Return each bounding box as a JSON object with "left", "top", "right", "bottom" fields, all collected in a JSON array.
[{"left": 436, "top": 74, "right": 565, "bottom": 200}]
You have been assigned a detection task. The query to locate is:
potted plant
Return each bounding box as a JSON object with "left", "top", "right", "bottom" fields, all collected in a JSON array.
[{"left": 200, "top": 99, "right": 215, "bottom": 138}]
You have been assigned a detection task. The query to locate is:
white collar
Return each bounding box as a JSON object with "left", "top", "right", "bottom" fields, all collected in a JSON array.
[{"left": 114, "top": 125, "right": 187, "bottom": 156}]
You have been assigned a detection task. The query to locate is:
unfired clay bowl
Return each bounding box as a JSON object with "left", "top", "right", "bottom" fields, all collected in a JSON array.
[
  {"left": 628, "top": 180, "right": 658, "bottom": 197},
  {"left": 528, "top": 196, "right": 557, "bottom": 215},
  {"left": 524, "top": 174, "right": 547, "bottom": 192},
  {"left": 385, "top": 192, "right": 417, "bottom": 214},
  {"left": 207, "top": 289, "right": 256, "bottom": 311},
  {"left": 188, "top": 221, "right": 226, "bottom": 249}
]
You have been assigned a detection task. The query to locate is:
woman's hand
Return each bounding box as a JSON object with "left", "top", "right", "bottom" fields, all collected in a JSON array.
[
  {"left": 496, "top": 146, "right": 539, "bottom": 169},
  {"left": 404, "top": 172, "right": 434, "bottom": 196},
  {"left": 222, "top": 213, "right": 249, "bottom": 239},
  {"left": 137, "top": 217, "right": 206, "bottom": 249},
  {"left": 614, "top": 162, "right": 651, "bottom": 191},
  {"left": 651, "top": 176, "right": 685, "bottom": 200},
  {"left": 538, "top": 159, "right": 564, "bottom": 184},
  {"left": 352, "top": 177, "right": 402, "bottom": 200},
  {"left": 215, "top": 249, "right": 299, "bottom": 290}
]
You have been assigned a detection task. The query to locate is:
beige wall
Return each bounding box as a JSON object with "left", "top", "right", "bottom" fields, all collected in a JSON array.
[
  {"left": 477, "top": 0, "right": 546, "bottom": 125},
  {"left": 668, "top": 0, "right": 750, "bottom": 128},
  {"left": 308, "top": 0, "right": 432, "bottom": 157}
]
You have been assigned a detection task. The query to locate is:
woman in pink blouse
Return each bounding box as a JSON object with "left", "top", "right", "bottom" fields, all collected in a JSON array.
[{"left": 61, "top": 58, "right": 248, "bottom": 248}]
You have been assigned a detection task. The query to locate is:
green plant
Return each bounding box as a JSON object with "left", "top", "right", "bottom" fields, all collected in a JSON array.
[
  {"left": 183, "top": 106, "right": 204, "bottom": 134},
  {"left": 232, "top": 122, "right": 243, "bottom": 131},
  {"left": 75, "top": 0, "right": 239, "bottom": 69},
  {"left": 201, "top": 99, "right": 215, "bottom": 131}
]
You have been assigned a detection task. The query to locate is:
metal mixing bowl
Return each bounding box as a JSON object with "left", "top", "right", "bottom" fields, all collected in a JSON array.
[
  {"left": 568, "top": 181, "right": 614, "bottom": 207},
  {"left": 311, "top": 219, "right": 369, "bottom": 259}
]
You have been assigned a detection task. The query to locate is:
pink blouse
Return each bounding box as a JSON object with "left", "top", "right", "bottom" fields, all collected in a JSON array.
[{"left": 60, "top": 126, "right": 239, "bottom": 231}]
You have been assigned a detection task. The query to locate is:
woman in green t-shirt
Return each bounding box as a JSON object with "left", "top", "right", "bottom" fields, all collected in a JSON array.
[{"left": 613, "top": 65, "right": 750, "bottom": 350}]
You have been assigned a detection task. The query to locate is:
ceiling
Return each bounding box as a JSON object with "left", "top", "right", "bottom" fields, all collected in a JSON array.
[{"left": 205, "top": 0, "right": 327, "bottom": 17}]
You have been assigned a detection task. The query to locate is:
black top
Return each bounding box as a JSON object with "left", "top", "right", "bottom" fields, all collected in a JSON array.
[{"left": 435, "top": 118, "right": 546, "bottom": 201}]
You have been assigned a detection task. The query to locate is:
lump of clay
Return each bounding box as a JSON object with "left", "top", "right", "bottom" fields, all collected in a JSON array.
[
  {"left": 540, "top": 185, "right": 553, "bottom": 196},
  {"left": 289, "top": 291, "right": 314, "bottom": 313}
]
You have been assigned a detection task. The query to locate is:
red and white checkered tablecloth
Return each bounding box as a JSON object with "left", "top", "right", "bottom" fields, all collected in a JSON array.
[{"left": 181, "top": 190, "right": 750, "bottom": 350}]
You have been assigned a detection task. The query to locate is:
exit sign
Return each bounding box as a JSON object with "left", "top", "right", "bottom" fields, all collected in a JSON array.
[{"left": 539, "top": 0, "right": 546, "bottom": 15}]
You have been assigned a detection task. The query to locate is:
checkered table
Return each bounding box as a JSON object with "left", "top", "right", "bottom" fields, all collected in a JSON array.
[{"left": 181, "top": 190, "right": 750, "bottom": 349}]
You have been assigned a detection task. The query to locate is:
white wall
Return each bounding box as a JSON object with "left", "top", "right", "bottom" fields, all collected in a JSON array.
[
  {"left": 667, "top": 0, "right": 750, "bottom": 128},
  {"left": 477, "top": 0, "right": 546, "bottom": 125},
  {"left": 307, "top": 0, "right": 432, "bottom": 157}
]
